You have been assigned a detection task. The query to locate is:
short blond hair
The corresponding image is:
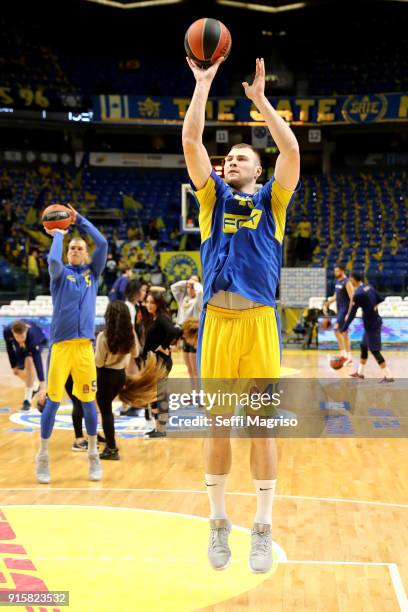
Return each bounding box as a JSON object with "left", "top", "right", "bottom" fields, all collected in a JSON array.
[
  {"left": 228, "top": 142, "right": 261, "bottom": 165},
  {"left": 68, "top": 238, "right": 90, "bottom": 264}
]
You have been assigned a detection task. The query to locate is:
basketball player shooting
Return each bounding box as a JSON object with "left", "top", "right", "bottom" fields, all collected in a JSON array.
[
  {"left": 182, "top": 57, "right": 300, "bottom": 572},
  {"left": 35, "top": 203, "right": 108, "bottom": 484}
]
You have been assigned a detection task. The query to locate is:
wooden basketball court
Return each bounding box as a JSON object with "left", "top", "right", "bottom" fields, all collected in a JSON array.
[{"left": 0, "top": 350, "right": 407, "bottom": 611}]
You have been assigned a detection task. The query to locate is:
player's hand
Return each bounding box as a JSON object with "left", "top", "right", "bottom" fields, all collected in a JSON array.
[
  {"left": 186, "top": 56, "right": 224, "bottom": 83},
  {"left": 37, "top": 389, "right": 47, "bottom": 405},
  {"left": 67, "top": 203, "right": 77, "bottom": 223},
  {"left": 45, "top": 228, "right": 68, "bottom": 237},
  {"left": 155, "top": 345, "right": 170, "bottom": 355},
  {"left": 242, "top": 58, "right": 266, "bottom": 103}
]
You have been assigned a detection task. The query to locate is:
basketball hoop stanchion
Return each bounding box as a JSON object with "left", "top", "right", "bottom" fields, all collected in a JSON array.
[{"left": 181, "top": 183, "right": 200, "bottom": 234}]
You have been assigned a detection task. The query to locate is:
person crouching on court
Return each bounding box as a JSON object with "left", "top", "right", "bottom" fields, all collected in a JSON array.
[
  {"left": 35, "top": 203, "right": 108, "bottom": 484},
  {"left": 95, "top": 299, "right": 168, "bottom": 457},
  {"left": 3, "top": 319, "right": 47, "bottom": 411},
  {"left": 143, "top": 290, "right": 183, "bottom": 438}
]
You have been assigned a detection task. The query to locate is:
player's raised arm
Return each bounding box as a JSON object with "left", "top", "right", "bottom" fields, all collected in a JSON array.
[
  {"left": 182, "top": 57, "right": 224, "bottom": 190},
  {"left": 47, "top": 229, "right": 68, "bottom": 281},
  {"left": 243, "top": 58, "right": 300, "bottom": 191},
  {"left": 68, "top": 204, "right": 108, "bottom": 277}
]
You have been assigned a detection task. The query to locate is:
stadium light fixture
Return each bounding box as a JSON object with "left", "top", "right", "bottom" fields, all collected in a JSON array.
[
  {"left": 215, "top": 1, "right": 306, "bottom": 12},
  {"left": 83, "top": 0, "right": 184, "bottom": 8}
]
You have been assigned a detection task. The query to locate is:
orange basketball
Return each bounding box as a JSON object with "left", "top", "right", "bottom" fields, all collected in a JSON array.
[
  {"left": 330, "top": 356, "right": 344, "bottom": 370},
  {"left": 42, "top": 204, "right": 73, "bottom": 231},
  {"left": 184, "top": 18, "right": 231, "bottom": 68},
  {"left": 321, "top": 317, "right": 332, "bottom": 331}
]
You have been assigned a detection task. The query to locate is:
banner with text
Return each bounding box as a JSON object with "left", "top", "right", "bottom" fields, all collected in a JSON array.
[
  {"left": 0, "top": 85, "right": 84, "bottom": 111},
  {"left": 84, "top": 152, "right": 186, "bottom": 168},
  {"left": 94, "top": 93, "right": 408, "bottom": 125}
]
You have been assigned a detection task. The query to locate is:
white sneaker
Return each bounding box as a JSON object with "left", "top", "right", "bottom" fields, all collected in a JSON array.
[
  {"left": 143, "top": 419, "right": 155, "bottom": 431},
  {"left": 88, "top": 452, "right": 102, "bottom": 481},
  {"left": 36, "top": 452, "right": 50, "bottom": 484},
  {"left": 208, "top": 518, "right": 232, "bottom": 570},
  {"left": 249, "top": 523, "right": 273, "bottom": 573},
  {"left": 343, "top": 357, "right": 353, "bottom": 366}
]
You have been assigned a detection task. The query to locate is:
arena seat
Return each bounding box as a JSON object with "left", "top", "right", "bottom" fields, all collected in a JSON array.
[
  {"left": 308, "top": 297, "right": 325, "bottom": 309},
  {"left": 384, "top": 296, "right": 403, "bottom": 303},
  {"left": 378, "top": 303, "right": 395, "bottom": 317}
]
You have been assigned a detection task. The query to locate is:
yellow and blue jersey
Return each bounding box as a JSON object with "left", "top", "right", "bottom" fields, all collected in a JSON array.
[
  {"left": 193, "top": 170, "right": 299, "bottom": 307},
  {"left": 48, "top": 214, "right": 108, "bottom": 344}
]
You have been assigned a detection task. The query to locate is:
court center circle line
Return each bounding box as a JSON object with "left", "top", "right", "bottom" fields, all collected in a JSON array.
[{"left": 1, "top": 489, "right": 407, "bottom": 509}]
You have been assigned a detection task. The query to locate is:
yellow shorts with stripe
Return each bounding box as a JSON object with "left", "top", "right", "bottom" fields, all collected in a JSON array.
[
  {"left": 198, "top": 305, "right": 281, "bottom": 416},
  {"left": 47, "top": 339, "right": 97, "bottom": 403},
  {"left": 199, "top": 304, "right": 281, "bottom": 379}
]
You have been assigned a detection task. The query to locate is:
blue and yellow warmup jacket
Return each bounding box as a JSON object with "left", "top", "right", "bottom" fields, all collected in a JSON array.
[{"left": 48, "top": 214, "right": 108, "bottom": 343}]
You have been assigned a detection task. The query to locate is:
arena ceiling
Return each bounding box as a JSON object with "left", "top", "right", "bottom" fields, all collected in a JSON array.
[{"left": 81, "top": 0, "right": 403, "bottom": 10}]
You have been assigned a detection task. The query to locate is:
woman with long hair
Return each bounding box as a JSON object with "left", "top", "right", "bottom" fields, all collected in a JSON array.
[
  {"left": 121, "top": 279, "right": 150, "bottom": 416},
  {"left": 124, "top": 279, "right": 149, "bottom": 332},
  {"left": 143, "top": 290, "right": 183, "bottom": 438},
  {"left": 95, "top": 300, "right": 165, "bottom": 458}
]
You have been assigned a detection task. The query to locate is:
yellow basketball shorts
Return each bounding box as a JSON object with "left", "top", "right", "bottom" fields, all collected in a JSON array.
[
  {"left": 47, "top": 339, "right": 97, "bottom": 403},
  {"left": 198, "top": 304, "right": 282, "bottom": 379}
]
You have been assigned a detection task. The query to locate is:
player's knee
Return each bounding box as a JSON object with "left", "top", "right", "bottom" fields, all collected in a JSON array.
[
  {"left": 205, "top": 436, "right": 230, "bottom": 450},
  {"left": 250, "top": 437, "right": 275, "bottom": 449},
  {"left": 371, "top": 350, "right": 385, "bottom": 365}
]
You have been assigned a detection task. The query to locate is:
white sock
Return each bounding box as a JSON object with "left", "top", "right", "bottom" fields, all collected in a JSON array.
[
  {"left": 25, "top": 387, "right": 34, "bottom": 402},
  {"left": 347, "top": 352, "right": 352, "bottom": 360},
  {"left": 205, "top": 473, "right": 228, "bottom": 519},
  {"left": 340, "top": 350, "right": 346, "bottom": 358},
  {"left": 358, "top": 363, "right": 365, "bottom": 375},
  {"left": 382, "top": 366, "right": 392, "bottom": 378},
  {"left": 254, "top": 479, "right": 276, "bottom": 525},
  {"left": 88, "top": 435, "right": 97, "bottom": 453},
  {"left": 39, "top": 438, "right": 49, "bottom": 455}
]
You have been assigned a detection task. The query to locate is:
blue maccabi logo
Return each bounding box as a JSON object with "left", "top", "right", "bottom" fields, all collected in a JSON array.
[
  {"left": 163, "top": 254, "right": 199, "bottom": 283},
  {"left": 8, "top": 401, "right": 146, "bottom": 436},
  {"left": 342, "top": 94, "right": 388, "bottom": 124}
]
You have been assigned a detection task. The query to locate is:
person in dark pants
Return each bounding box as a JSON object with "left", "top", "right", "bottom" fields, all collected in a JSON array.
[
  {"left": 121, "top": 279, "right": 149, "bottom": 416},
  {"left": 95, "top": 301, "right": 140, "bottom": 459},
  {"left": 341, "top": 272, "right": 394, "bottom": 382},
  {"left": 143, "top": 290, "right": 183, "bottom": 438},
  {"left": 65, "top": 374, "right": 87, "bottom": 450},
  {"left": 65, "top": 375, "right": 106, "bottom": 451}
]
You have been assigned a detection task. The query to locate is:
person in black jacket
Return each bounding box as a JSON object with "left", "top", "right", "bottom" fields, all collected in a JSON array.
[{"left": 143, "top": 290, "right": 182, "bottom": 438}]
